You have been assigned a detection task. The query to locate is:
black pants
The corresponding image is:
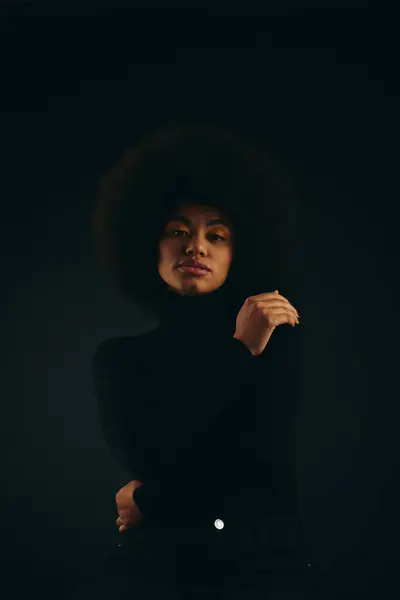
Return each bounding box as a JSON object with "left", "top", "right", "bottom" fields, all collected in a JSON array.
[{"left": 67, "top": 518, "right": 317, "bottom": 599}]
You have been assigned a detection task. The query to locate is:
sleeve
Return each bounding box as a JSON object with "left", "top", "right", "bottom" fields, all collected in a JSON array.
[
  {"left": 93, "top": 335, "right": 255, "bottom": 521},
  {"left": 251, "top": 324, "right": 304, "bottom": 500},
  {"left": 130, "top": 336, "right": 257, "bottom": 521},
  {"left": 93, "top": 338, "right": 146, "bottom": 480},
  {"left": 133, "top": 328, "right": 304, "bottom": 523}
]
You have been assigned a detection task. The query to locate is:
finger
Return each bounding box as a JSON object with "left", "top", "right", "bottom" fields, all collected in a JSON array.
[
  {"left": 119, "top": 524, "right": 127, "bottom": 533},
  {"left": 250, "top": 293, "right": 299, "bottom": 315},
  {"left": 250, "top": 292, "right": 291, "bottom": 303},
  {"left": 265, "top": 309, "right": 299, "bottom": 328},
  {"left": 271, "top": 297, "right": 299, "bottom": 316},
  {"left": 117, "top": 517, "right": 129, "bottom": 531},
  {"left": 282, "top": 303, "right": 299, "bottom": 321},
  {"left": 260, "top": 301, "right": 299, "bottom": 318},
  {"left": 256, "top": 300, "right": 299, "bottom": 320}
]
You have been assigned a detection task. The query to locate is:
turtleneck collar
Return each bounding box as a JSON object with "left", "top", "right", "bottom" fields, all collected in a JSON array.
[{"left": 155, "top": 279, "right": 242, "bottom": 341}]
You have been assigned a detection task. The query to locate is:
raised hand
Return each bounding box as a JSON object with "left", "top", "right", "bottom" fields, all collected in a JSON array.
[{"left": 233, "top": 290, "right": 300, "bottom": 356}]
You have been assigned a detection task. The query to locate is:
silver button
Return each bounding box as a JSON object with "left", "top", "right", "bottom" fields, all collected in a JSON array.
[{"left": 214, "top": 519, "right": 224, "bottom": 530}]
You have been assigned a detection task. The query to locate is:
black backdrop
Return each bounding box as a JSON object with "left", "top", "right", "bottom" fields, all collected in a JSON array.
[{"left": 1, "top": 3, "right": 399, "bottom": 599}]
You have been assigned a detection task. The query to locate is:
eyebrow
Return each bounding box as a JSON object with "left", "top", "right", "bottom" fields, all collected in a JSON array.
[{"left": 170, "top": 215, "right": 231, "bottom": 228}]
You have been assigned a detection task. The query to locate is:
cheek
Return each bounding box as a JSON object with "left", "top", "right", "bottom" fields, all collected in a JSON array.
[
  {"left": 158, "top": 241, "right": 177, "bottom": 265},
  {"left": 222, "top": 248, "right": 233, "bottom": 269},
  {"left": 213, "top": 249, "right": 233, "bottom": 279}
]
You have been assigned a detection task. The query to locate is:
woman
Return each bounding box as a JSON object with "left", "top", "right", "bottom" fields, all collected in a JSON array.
[{"left": 70, "top": 123, "right": 314, "bottom": 599}]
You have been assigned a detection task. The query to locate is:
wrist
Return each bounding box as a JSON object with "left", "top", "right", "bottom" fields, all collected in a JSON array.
[{"left": 233, "top": 334, "right": 256, "bottom": 356}]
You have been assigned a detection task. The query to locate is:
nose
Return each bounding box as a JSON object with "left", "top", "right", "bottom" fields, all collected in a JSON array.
[{"left": 184, "top": 234, "right": 206, "bottom": 256}]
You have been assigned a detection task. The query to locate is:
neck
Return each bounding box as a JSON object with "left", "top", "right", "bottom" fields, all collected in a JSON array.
[{"left": 156, "top": 281, "right": 241, "bottom": 341}]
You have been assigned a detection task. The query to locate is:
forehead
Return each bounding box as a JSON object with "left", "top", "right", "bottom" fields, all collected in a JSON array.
[{"left": 170, "top": 203, "right": 232, "bottom": 227}]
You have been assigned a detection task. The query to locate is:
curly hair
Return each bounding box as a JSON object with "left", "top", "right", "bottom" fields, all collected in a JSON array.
[{"left": 92, "top": 121, "right": 303, "bottom": 320}]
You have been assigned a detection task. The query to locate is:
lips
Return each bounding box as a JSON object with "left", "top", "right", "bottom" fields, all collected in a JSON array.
[{"left": 179, "top": 260, "right": 211, "bottom": 271}]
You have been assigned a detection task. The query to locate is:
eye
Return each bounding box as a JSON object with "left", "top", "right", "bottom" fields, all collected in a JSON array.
[
  {"left": 209, "top": 233, "right": 225, "bottom": 241},
  {"left": 168, "top": 229, "right": 227, "bottom": 241}
]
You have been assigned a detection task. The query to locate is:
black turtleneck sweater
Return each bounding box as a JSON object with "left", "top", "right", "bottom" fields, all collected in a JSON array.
[{"left": 93, "top": 283, "right": 301, "bottom": 528}]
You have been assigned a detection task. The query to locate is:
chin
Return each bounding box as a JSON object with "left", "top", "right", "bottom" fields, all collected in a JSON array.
[
  {"left": 182, "top": 282, "right": 203, "bottom": 295},
  {"left": 174, "top": 280, "right": 209, "bottom": 296}
]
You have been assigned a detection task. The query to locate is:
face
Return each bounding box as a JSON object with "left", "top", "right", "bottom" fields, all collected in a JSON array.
[{"left": 158, "top": 203, "right": 234, "bottom": 296}]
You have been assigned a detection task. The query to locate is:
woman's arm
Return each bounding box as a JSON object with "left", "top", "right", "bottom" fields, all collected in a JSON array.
[
  {"left": 93, "top": 335, "right": 255, "bottom": 465},
  {"left": 92, "top": 334, "right": 256, "bottom": 521},
  {"left": 131, "top": 327, "right": 304, "bottom": 523},
  {"left": 93, "top": 337, "right": 148, "bottom": 480}
]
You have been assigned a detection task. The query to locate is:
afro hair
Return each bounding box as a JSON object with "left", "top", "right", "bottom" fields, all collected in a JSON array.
[{"left": 92, "top": 121, "right": 303, "bottom": 320}]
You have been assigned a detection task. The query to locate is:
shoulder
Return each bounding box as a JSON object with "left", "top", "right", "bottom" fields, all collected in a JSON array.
[{"left": 92, "top": 328, "right": 159, "bottom": 365}]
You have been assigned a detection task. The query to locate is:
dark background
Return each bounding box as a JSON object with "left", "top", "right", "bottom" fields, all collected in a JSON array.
[{"left": 1, "top": 2, "right": 399, "bottom": 599}]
